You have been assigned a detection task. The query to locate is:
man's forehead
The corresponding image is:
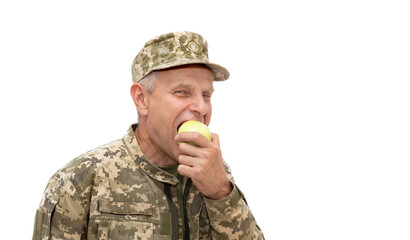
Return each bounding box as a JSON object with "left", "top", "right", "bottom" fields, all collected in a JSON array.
[{"left": 172, "top": 81, "right": 214, "bottom": 92}]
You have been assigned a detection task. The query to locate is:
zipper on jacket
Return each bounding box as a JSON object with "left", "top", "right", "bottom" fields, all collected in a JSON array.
[
  {"left": 164, "top": 184, "right": 178, "bottom": 240},
  {"left": 164, "top": 178, "right": 193, "bottom": 240}
]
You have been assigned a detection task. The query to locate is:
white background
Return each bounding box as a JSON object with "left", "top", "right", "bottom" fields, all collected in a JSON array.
[{"left": 1, "top": 0, "right": 409, "bottom": 239}]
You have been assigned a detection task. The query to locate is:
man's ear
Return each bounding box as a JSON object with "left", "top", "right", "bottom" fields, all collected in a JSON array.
[{"left": 130, "top": 83, "right": 149, "bottom": 116}]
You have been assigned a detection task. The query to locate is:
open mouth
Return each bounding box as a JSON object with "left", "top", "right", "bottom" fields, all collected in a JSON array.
[{"left": 177, "top": 122, "right": 184, "bottom": 132}]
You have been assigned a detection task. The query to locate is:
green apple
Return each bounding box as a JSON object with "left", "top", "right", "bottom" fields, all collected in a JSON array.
[{"left": 178, "top": 120, "right": 211, "bottom": 145}]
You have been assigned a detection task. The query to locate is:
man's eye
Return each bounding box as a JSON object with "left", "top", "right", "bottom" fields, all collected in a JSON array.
[{"left": 175, "top": 90, "right": 188, "bottom": 95}]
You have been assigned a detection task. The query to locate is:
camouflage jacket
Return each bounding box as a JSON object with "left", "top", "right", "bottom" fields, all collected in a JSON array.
[{"left": 33, "top": 124, "right": 264, "bottom": 240}]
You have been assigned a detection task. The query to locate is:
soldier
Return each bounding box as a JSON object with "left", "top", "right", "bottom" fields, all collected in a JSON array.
[{"left": 32, "top": 31, "right": 264, "bottom": 240}]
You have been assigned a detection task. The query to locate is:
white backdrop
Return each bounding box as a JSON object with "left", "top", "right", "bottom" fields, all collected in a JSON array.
[{"left": 1, "top": 0, "right": 409, "bottom": 239}]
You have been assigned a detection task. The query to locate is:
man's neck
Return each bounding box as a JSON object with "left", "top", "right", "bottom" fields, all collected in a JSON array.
[{"left": 133, "top": 124, "right": 176, "bottom": 167}]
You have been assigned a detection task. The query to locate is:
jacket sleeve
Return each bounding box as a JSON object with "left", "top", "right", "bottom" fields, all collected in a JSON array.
[
  {"left": 32, "top": 170, "right": 90, "bottom": 240},
  {"left": 203, "top": 161, "right": 265, "bottom": 239}
]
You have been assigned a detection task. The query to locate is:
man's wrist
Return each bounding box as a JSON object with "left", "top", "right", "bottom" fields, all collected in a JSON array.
[
  {"left": 203, "top": 181, "right": 242, "bottom": 214},
  {"left": 205, "top": 180, "right": 232, "bottom": 200}
]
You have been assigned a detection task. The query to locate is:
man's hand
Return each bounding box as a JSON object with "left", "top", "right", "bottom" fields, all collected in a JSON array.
[{"left": 175, "top": 132, "right": 232, "bottom": 200}]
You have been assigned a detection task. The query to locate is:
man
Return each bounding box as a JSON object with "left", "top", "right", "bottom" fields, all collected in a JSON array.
[{"left": 32, "top": 31, "right": 264, "bottom": 240}]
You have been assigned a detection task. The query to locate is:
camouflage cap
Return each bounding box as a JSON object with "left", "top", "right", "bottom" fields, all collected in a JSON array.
[{"left": 131, "top": 31, "right": 230, "bottom": 83}]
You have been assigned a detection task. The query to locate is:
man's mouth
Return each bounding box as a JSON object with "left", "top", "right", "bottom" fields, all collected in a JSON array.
[{"left": 177, "top": 123, "right": 184, "bottom": 132}]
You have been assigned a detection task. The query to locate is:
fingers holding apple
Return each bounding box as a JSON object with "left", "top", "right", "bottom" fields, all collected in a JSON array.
[{"left": 175, "top": 121, "right": 231, "bottom": 200}]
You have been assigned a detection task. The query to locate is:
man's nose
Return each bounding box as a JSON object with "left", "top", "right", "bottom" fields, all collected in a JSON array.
[{"left": 189, "top": 94, "right": 209, "bottom": 117}]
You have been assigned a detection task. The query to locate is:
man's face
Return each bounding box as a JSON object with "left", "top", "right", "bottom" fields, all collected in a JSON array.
[{"left": 144, "top": 64, "right": 214, "bottom": 162}]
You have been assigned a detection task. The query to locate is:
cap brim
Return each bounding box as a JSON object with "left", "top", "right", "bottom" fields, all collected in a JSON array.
[
  {"left": 205, "top": 62, "right": 230, "bottom": 81},
  {"left": 149, "top": 60, "right": 230, "bottom": 81}
]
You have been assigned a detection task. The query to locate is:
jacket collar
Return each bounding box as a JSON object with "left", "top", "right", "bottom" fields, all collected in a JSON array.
[{"left": 123, "top": 124, "right": 179, "bottom": 186}]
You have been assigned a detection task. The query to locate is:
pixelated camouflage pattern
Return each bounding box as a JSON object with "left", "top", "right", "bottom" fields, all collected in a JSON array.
[
  {"left": 32, "top": 124, "right": 264, "bottom": 240},
  {"left": 131, "top": 31, "right": 230, "bottom": 83}
]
